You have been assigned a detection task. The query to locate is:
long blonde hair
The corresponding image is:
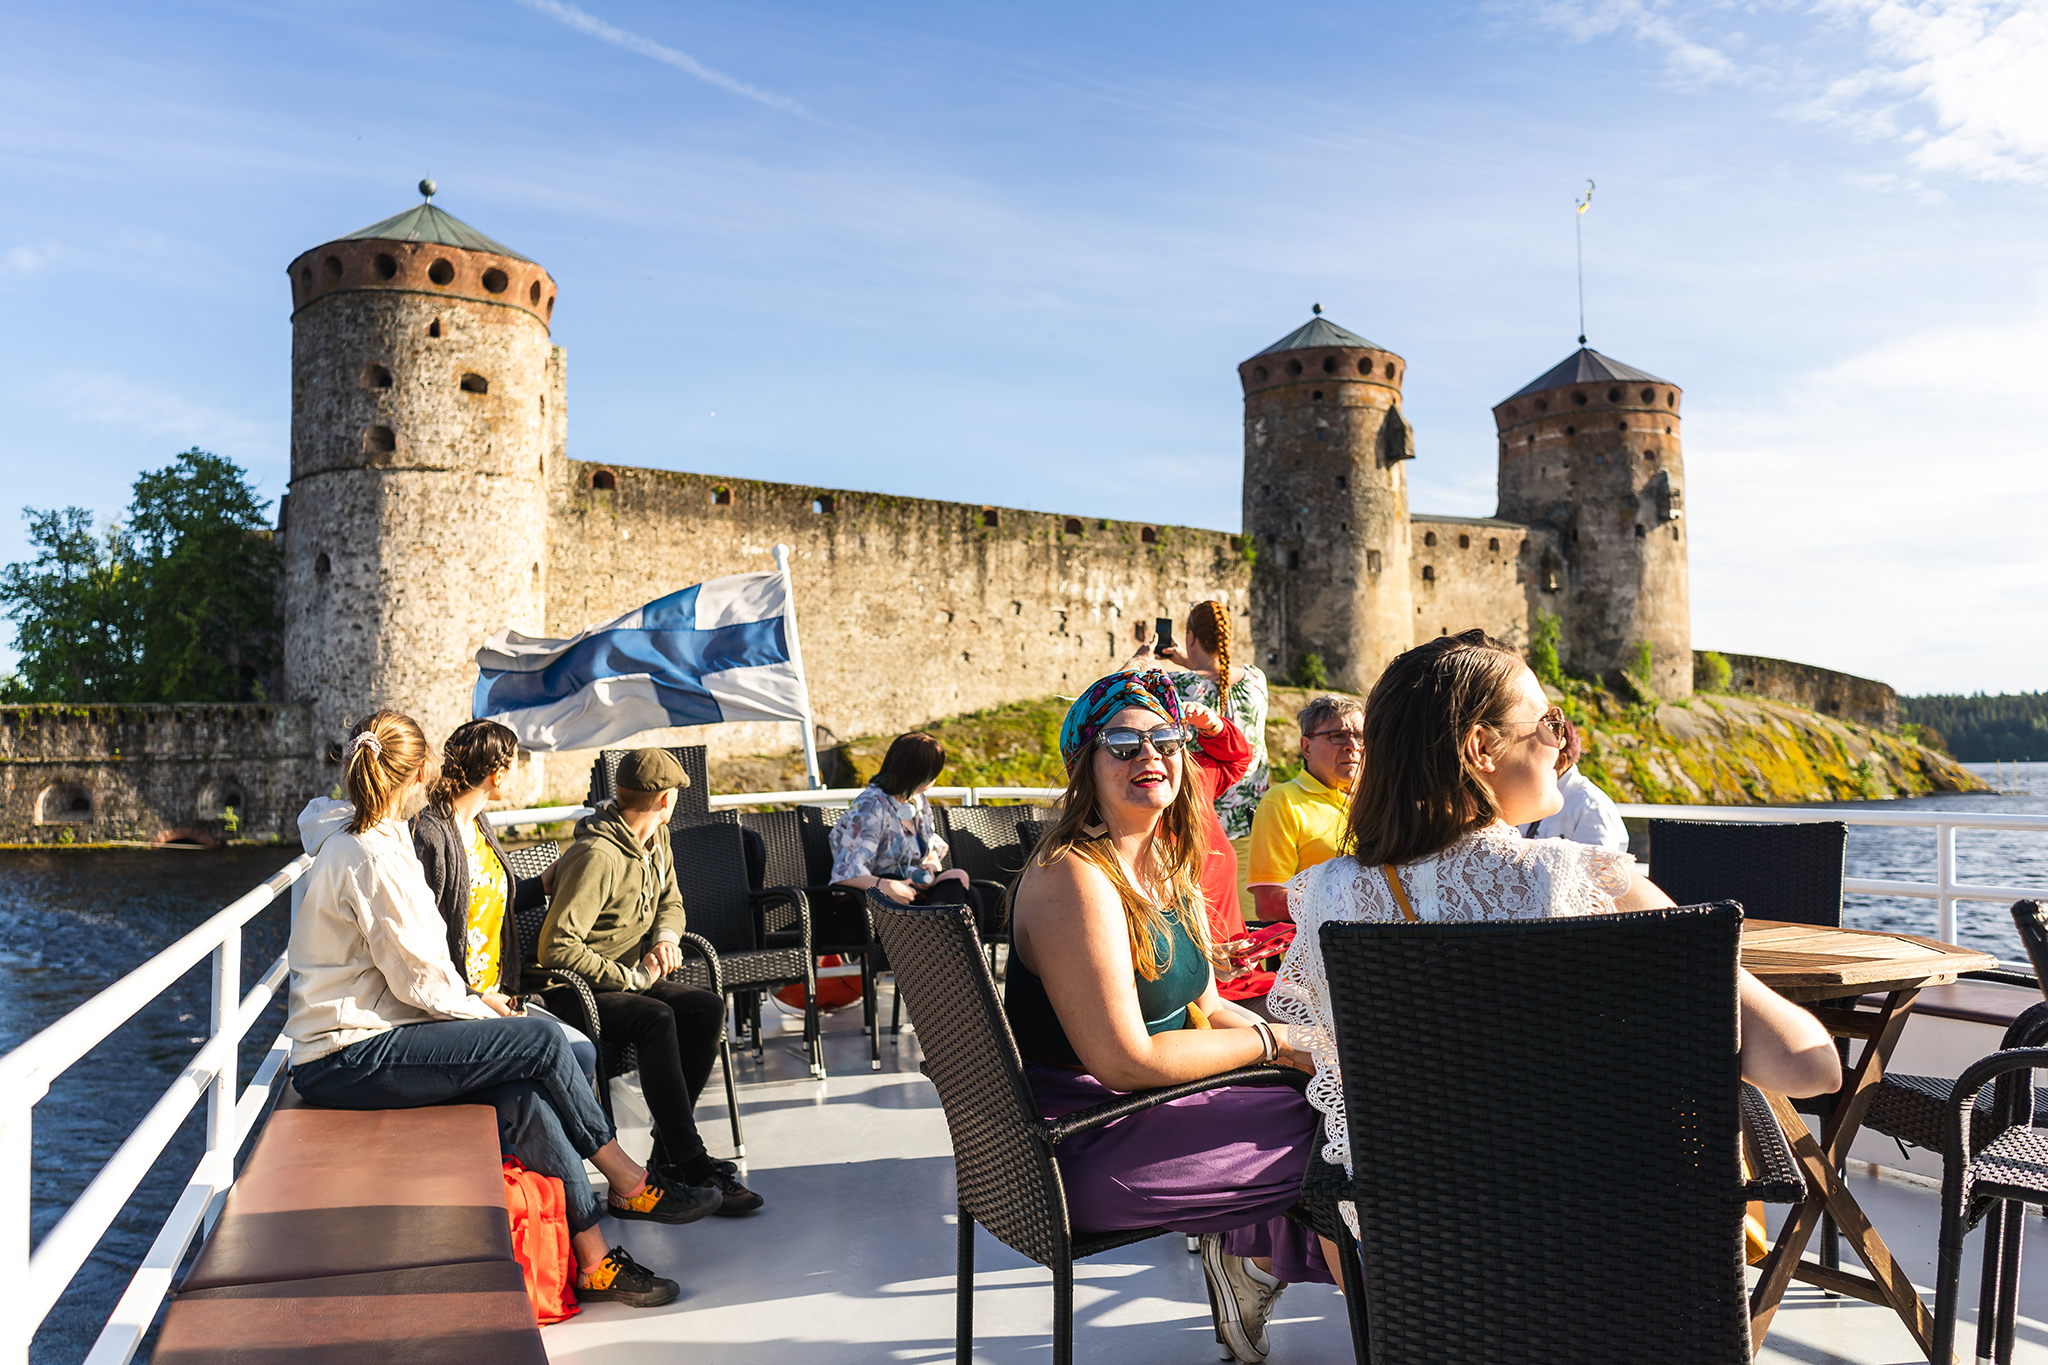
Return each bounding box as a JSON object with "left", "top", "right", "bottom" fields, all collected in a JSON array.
[
  {"left": 1032, "top": 736, "right": 1219, "bottom": 980},
  {"left": 340, "top": 710, "right": 429, "bottom": 834}
]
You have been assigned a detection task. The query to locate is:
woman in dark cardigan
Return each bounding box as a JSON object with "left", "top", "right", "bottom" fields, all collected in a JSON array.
[{"left": 412, "top": 719, "right": 595, "bottom": 1076}]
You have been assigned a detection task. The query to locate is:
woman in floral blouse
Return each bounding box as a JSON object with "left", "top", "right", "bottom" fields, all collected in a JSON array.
[
  {"left": 1132, "top": 601, "right": 1271, "bottom": 841},
  {"left": 829, "top": 732, "right": 974, "bottom": 905}
]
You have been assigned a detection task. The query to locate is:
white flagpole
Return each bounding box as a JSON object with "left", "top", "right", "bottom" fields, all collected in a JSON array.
[{"left": 774, "top": 543, "right": 823, "bottom": 790}]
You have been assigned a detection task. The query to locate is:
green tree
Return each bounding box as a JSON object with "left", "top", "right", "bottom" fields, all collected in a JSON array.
[
  {"left": 1528, "top": 610, "right": 1563, "bottom": 687},
  {"left": 1293, "top": 653, "right": 1328, "bottom": 689},
  {"left": 1696, "top": 649, "right": 1732, "bottom": 693},
  {"left": 126, "top": 450, "right": 282, "bottom": 702},
  {"left": 0, "top": 507, "right": 140, "bottom": 700},
  {"left": 0, "top": 450, "right": 280, "bottom": 703}
]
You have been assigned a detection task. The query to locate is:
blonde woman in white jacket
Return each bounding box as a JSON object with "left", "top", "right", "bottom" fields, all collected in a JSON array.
[{"left": 286, "top": 710, "right": 715, "bottom": 1307}]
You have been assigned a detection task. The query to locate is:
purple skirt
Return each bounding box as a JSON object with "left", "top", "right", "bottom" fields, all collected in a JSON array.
[{"left": 1025, "top": 1062, "right": 1332, "bottom": 1285}]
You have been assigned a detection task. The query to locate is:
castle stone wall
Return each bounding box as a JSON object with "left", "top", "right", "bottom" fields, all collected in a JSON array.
[
  {"left": 540, "top": 460, "right": 1250, "bottom": 801},
  {"left": 0, "top": 705, "right": 320, "bottom": 844},
  {"left": 1407, "top": 515, "right": 1560, "bottom": 649},
  {"left": 1705, "top": 652, "right": 1899, "bottom": 731}
]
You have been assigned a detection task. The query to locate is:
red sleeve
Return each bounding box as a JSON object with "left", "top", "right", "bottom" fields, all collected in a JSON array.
[{"left": 1193, "top": 718, "right": 1253, "bottom": 790}]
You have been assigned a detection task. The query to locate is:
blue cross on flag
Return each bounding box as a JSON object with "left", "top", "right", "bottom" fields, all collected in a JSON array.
[{"left": 473, "top": 570, "right": 813, "bottom": 752}]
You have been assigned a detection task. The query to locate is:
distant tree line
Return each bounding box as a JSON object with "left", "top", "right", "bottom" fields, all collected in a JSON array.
[
  {"left": 0, "top": 450, "right": 281, "bottom": 704},
  {"left": 1901, "top": 693, "right": 2048, "bottom": 762}
]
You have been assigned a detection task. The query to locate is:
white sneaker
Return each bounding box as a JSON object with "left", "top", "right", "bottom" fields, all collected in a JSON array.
[{"left": 1199, "top": 1233, "right": 1286, "bottom": 1363}]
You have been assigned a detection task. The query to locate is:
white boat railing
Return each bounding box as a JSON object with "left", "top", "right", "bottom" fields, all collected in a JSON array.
[{"left": 9, "top": 791, "right": 2043, "bottom": 1363}]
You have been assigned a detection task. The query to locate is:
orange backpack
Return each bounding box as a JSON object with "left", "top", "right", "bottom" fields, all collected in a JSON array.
[{"left": 501, "top": 1158, "right": 580, "bottom": 1325}]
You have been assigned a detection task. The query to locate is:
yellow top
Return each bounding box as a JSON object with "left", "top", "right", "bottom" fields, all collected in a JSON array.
[
  {"left": 462, "top": 818, "right": 507, "bottom": 994},
  {"left": 1247, "top": 769, "right": 1353, "bottom": 886}
]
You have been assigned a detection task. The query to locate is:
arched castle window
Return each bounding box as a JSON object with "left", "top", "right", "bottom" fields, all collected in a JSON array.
[
  {"left": 1334, "top": 475, "right": 1347, "bottom": 490},
  {"left": 460, "top": 373, "right": 488, "bottom": 394},
  {"left": 1384, "top": 362, "right": 1396, "bottom": 379},
  {"left": 982, "top": 508, "right": 1000, "bottom": 528},
  {"left": 1489, "top": 537, "right": 1500, "bottom": 551},
  {"left": 315, "top": 552, "right": 331, "bottom": 576},
  {"left": 1534, "top": 398, "right": 1548, "bottom": 412},
  {"left": 1421, "top": 565, "right": 1435, "bottom": 582},
  {"left": 530, "top": 281, "right": 542, "bottom": 304},
  {"left": 323, "top": 255, "right": 342, "bottom": 282},
  {"left": 199, "top": 780, "right": 245, "bottom": 822},
  {"left": 711, "top": 486, "right": 731, "bottom": 506},
  {"left": 1366, "top": 549, "right": 1382, "bottom": 573},
  {"left": 1640, "top": 388, "right": 1655, "bottom": 402},
  {"left": 590, "top": 469, "right": 617, "bottom": 491},
  {"left": 1666, "top": 392, "right": 1675, "bottom": 406},
  {"left": 1572, "top": 391, "right": 1588, "bottom": 406},
  {"left": 1458, "top": 534, "right": 1470, "bottom": 549},
  {"left": 1286, "top": 549, "right": 1301, "bottom": 570},
  {"left": 1253, "top": 366, "right": 1268, "bottom": 382},
  {"left": 364, "top": 426, "right": 395, "bottom": 459},
  {"left": 428, "top": 319, "right": 442, "bottom": 338},
  {"left": 1063, "top": 517, "right": 1082, "bottom": 536},
  {"left": 1140, "top": 526, "right": 1158, "bottom": 544},
  {"left": 1635, "top": 524, "right": 1647, "bottom": 538},
  {"left": 1312, "top": 391, "right": 1324, "bottom": 402},
  {"left": 1423, "top": 531, "right": 1436, "bottom": 546},
  {"left": 36, "top": 783, "right": 93, "bottom": 825},
  {"left": 1357, "top": 358, "right": 1372, "bottom": 376},
  {"left": 360, "top": 364, "right": 391, "bottom": 390},
  {"left": 1607, "top": 387, "right": 1622, "bottom": 401},
  {"left": 812, "top": 495, "right": 835, "bottom": 514}
]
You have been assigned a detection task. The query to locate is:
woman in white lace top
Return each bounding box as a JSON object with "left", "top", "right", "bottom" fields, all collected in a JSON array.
[{"left": 1268, "top": 631, "right": 1841, "bottom": 1200}]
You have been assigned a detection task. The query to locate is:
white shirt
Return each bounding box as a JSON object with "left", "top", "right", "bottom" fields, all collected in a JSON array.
[
  {"left": 286, "top": 805, "right": 496, "bottom": 1065},
  {"left": 1523, "top": 766, "right": 1630, "bottom": 852}
]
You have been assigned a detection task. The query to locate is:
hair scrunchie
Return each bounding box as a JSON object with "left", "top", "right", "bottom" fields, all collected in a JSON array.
[{"left": 344, "top": 731, "right": 383, "bottom": 762}]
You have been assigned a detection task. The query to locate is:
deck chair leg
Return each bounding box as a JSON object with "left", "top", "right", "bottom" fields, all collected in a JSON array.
[
  {"left": 1052, "top": 1258, "right": 1075, "bottom": 1365},
  {"left": 752, "top": 994, "right": 765, "bottom": 1062},
  {"left": 719, "top": 1028, "right": 745, "bottom": 1159},
  {"left": 1933, "top": 1201, "right": 1972, "bottom": 1365},
  {"left": 956, "top": 1206, "right": 974, "bottom": 1365},
  {"left": 1975, "top": 1201, "right": 2007, "bottom": 1365},
  {"left": 1996, "top": 1198, "right": 2025, "bottom": 1365},
  {"left": 1335, "top": 1216, "right": 1371, "bottom": 1365},
  {"left": 865, "top": 956, "right": 881, "bottom": 1071},
  {"left": 891, "top": 978, "right": 904, "bottom": 1036}
]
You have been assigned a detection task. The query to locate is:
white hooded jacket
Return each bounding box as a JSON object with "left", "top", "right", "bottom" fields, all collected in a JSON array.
[{"left": 286, "top": 797, "right": 496, "bottom": 1066}]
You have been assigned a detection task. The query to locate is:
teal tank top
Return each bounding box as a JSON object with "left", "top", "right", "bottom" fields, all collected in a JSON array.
[{"left": 1004, "top": 912, "right": 1210, "bottom": 1068}]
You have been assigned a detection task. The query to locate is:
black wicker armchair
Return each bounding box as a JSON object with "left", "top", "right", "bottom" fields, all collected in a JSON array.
[
  {"left": 503, "top": 837, "right": 748, "bottom": 1157},
  {"left": 585, "top": 745, "right": 713, "bottom": 824},
  {"left": 670, "top": 819, "right": 822, "bottom": 1079},
  {"left": 1304, "top": 903, "right": 1800, "bottom": 1365},
  {"left": 868, "top": 894, "right": 1304, "bottom": 1365}
]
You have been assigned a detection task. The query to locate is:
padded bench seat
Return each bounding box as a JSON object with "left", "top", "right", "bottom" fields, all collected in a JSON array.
[
  {"left": 162, "top": 1083, "right": 545, "bottom": 1361},
  {"left": 156, "top": 1260, "right": 546, "bottom": 1365}
]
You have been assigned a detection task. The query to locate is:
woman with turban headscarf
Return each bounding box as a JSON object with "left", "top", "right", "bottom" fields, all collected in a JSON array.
[{"left": 1003, "top": 672, "right": 1332, "bottom": 1364}]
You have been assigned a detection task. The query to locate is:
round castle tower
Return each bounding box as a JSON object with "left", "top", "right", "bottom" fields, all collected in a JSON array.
[
  {"left": 1492, "top": 348, "right": 1690, "bottom": 697},
  {"left": 1240, "top": 313, "right": 1416, "bottom": 692},
  {"left": 281, "top": 184, "right": 561, "bottom": 769}
]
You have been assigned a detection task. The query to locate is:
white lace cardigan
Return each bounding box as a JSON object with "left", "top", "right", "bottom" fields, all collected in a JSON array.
[{"left": 1267, "top": 822, "right": 1636, "bottom": 1199}]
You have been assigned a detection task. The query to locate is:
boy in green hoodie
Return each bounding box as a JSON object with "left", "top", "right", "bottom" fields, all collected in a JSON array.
[{"left": 535, "top": 748, "right": 764, "bottom": 1215}]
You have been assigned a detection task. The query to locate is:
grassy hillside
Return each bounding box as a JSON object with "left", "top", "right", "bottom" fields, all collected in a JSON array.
[{"left": 708, "top": 679, "right": 1985, "bottom": 805}]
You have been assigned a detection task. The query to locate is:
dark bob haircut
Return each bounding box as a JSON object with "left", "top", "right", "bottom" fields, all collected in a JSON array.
[{"left": 873, "top": 731, "right": 946, "bottom": 799}]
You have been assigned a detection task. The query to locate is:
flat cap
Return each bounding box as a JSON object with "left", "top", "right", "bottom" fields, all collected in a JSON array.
[{"left": 616, "top": 747, "right": 690, "bottom": 793}]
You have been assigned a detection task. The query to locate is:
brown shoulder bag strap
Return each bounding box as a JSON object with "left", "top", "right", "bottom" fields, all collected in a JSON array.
[{"left": 1381, "top": 863, "right": 1420, "bottom": 923}]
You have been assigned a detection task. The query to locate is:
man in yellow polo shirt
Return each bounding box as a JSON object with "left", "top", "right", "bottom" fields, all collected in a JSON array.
[{"left": 1248, "top": 694, "right": 1364, "bottom": 922}]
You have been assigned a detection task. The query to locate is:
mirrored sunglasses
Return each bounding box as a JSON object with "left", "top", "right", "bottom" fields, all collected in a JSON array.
[{"left": 1096, "top": 724, "right": 1193, "bottom": 761}]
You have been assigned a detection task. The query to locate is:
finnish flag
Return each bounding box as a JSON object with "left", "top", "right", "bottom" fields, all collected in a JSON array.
[{"left": 473, "top": 570, "right": 813, "bottom": 752}]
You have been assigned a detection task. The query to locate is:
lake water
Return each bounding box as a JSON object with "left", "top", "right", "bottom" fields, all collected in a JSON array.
[{"left": 7, "top": 766, "right": 2048, "bottom": 1360}]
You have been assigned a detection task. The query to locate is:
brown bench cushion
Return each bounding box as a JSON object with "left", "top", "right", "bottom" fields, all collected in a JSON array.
[
  {"left": 184, "top": 1101, "right": 512, "bottom": 1291},
  {"left": 157, "top": 1259, "right": 545, "bottom": 1365},
  {"left": 1861, "top": 982, "right": 2042, "bottom": 1029}
]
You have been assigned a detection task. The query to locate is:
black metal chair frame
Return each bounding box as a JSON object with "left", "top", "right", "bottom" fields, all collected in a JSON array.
[
  {"left": 502, "top": 838, "right": 749, "bottom": 1157},
  {"left": 1933, "top": 1036, "right": 2048, "bottom": 1365},
  {"left": 1301, "top": 903, "right": 1802, "bottom": 1365},
  {"left": 868, "top": 893, "right": 1308, "bottom": 1365}
]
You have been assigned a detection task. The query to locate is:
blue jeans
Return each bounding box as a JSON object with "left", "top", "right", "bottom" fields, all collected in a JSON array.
[{"left": 293, "top": 1016, "right": 614, "bottom": 1232}]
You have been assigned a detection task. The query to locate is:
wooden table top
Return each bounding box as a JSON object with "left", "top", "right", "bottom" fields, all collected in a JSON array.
[{"left": 1740, "top": 919, "right": 1999, "bottom": 1002}]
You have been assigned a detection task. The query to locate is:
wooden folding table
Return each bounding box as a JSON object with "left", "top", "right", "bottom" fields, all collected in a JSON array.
[{"left": 1740, "top": 919, "right": 1999, "bottom": 1362}]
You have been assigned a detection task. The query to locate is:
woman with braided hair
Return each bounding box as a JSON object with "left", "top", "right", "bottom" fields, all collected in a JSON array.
[{"left": 1139, "top": 601, "right": 1270, "bottom": 842}]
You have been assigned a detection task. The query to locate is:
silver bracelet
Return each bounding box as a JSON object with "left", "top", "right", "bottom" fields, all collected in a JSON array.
[{"left": 1252, "top": 1020, "right": 1277, "bottom": 1064}]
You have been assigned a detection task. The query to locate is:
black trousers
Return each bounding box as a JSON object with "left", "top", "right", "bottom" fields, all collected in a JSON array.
[{"left": 542, "top": 977, "right": 723, "bottom": 1168}]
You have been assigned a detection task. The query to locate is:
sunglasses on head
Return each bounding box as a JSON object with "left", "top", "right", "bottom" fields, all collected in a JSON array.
[{"left": 1096, "top": 724, "right": 1193, "bottom": 761}]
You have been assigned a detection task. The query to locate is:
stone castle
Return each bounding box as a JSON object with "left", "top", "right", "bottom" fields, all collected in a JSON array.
[
  {"left": 7, "top": 187, "right": 1822, "bottom": 840},
  {"left": 272, "top": 190, "right": 1692, "bottom": 805}
]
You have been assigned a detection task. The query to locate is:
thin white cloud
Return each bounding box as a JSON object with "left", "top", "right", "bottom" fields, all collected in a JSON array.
[
  {"left": 47, "top": 371, "right": 280, "bottom": 461},
  {"left": 1808, "top": 0, "right": 2048, "bottom": 185},
  {"left": 512, "top": 0, "right": 821, "bottom": 123},
  {"left": 1507, "top": 1, "right": 1742, "bottom": 86}
]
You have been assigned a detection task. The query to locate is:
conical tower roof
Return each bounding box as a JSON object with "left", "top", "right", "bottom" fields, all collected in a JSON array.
[
  {"left": 334, "top": 202, "right": 532, "bottom": 263},
  {"left": 1251, "top": 316, "right": 1385, "bottom": 356},
  {"left": 1503, "top": 346, "right": 1668, "bottom": 402}
]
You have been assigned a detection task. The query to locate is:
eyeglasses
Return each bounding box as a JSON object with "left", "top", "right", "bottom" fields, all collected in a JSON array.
[
  {"left": 1097, "top": 724, "right": 1193, "bottom": 761},
  {"left": 1303, "top": 729, "right": 1365, "bottom": 750},
  {"left": 1498, "top": 707, "right": 1569, "bottom": 748}
]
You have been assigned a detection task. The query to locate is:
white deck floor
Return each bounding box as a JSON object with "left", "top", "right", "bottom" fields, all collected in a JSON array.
[{"left": 545, "top": 990, "right": 2048, "bottom": 1365}]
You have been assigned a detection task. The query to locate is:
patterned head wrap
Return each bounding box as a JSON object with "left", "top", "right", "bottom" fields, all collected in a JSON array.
[{"left": 1058, "top": 670, "right": 1185, "bottom": 774}]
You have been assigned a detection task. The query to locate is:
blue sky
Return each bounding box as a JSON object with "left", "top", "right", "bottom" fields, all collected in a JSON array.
[{"left": 2, "top": 0, "right": 2042, "bottom": 694}]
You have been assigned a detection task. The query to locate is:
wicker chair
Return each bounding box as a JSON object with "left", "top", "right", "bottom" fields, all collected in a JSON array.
[
  {"left": 501, "top": 837, "right": 748, "bottom": 1156},
  {"left": 1932, "top": 1036, "right": 2048, "bottom": 1365},
  {"left": 1306, "top": 903, "right": 1801, "bottom": 1365},
  {"left": 868, "top": 894, "right": 1305, "bottom": 1365},
  {"left": 585, "top": 745, "right": 713, "bottom": 824},
  {"left": 936, "top": 804, "right": 1039, "bottom": 952},
  {"left": 670, "top": 819, "right": 822, "bottom": 1079}
]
